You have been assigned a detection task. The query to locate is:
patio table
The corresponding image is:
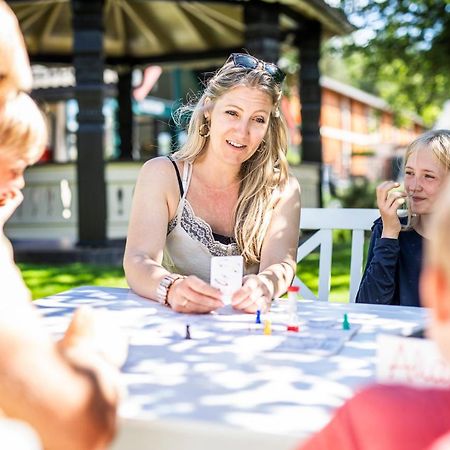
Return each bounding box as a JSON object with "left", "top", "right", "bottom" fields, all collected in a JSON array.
[{"left": 34, "top": 286, "right": 427, "bottom": 450}]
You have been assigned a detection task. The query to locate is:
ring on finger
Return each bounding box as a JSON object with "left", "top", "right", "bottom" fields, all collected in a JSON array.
[{"left": 182, "top": 298, "right": 189, "bottom": 307}]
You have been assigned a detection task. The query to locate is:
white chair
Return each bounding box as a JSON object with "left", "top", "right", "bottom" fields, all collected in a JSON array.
[{"left": 295, "top": 208, "right": 379, "bottom": 302}]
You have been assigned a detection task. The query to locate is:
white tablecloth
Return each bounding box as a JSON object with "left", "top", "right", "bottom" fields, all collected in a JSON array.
[{"left": 35, "top": 286, "right": 427, "bottom": 450}]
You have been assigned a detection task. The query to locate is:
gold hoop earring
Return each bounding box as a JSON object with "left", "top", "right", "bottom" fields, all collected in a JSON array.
[{"left": 199, "top": 122, "right": 210, "bottom": 138}]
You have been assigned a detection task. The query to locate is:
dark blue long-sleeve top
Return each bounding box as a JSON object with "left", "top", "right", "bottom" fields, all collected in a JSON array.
[{"left": 355, "top": 217, "right": 423, "bottom": 307}]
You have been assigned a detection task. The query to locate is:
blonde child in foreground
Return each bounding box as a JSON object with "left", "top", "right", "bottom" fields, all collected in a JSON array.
[
  {"left": 298, "top": 178, "right": 450, "bottom": 450},
  {"left": 0, "top": 2, "right": 127, "bottom": 449}
]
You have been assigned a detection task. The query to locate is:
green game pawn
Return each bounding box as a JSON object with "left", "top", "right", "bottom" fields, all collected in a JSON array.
[{"left": 342, "top": 313, "right": 350, "bottom": 330}]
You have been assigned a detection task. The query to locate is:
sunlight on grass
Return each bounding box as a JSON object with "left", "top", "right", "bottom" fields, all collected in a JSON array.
[
  {"left": 296, "top": 233, "right": 370, "bottom": 303},
  {"left": 19, "top": 233, "right": 370, "bottom": 301},
  {"left": 18, "top": 263, "right": 128, "bottom": 300}
]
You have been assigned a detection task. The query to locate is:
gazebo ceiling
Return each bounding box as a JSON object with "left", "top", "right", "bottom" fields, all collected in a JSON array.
[{"left": 8, "top": 0, "right": 352, "bottom": 65}]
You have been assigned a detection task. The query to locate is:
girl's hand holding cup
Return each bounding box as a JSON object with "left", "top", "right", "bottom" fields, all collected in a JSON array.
[{"left": 376, "top": 181, "right": 407, "bottom": 239}]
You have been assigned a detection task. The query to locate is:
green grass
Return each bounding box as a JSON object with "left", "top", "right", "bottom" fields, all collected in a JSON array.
[
  {"left": 19, "top": 232, "right": 370, "bottom": 301},
  {"left": 18, "top": 263, "right": 128, "bottom": 300},
  {"left": 297, "top": 230, "right": 370, "bottom": 303},
  {"left": 297, "top": 241, "right": 352, "bottom": 302}
]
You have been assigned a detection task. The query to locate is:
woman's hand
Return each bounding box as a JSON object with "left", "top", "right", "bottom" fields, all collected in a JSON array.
[
  {"left": 0, "top": 188, "right": 23, "bottom": 228},
  {"left": 376, "top": 181, "right": 407, "bottom": 239},
  {"left": 231, "top": 274, "right": 273, "bottom": 313},
  {"left": 167, "top": 275, "right": 223, "bottom": 314}
]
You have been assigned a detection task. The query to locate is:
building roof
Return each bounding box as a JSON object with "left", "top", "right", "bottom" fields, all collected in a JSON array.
[
  {"left": 321, "top": 76, "right": 390, "bottom": 111},
  {"left": 321, "top": 76, "right": 424, "bottom": 126},
  {"left": 8, "top": 0, "right": 353, "bottom": 66}
]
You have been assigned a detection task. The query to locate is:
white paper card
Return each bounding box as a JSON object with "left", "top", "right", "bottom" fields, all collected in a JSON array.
[
  {"left": 210, "top": 256, "right": 243, "bottom": 304},
  {"left": 377, "top": 334, "right": 450, "bottom": 388}
]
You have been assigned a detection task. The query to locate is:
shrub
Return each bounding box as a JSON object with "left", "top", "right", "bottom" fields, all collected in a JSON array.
[{"left": 337, "top": 176, "right": 377, "bottom": 209}]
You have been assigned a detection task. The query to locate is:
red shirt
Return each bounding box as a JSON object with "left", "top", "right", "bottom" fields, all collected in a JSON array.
[{"left": 298, "top": 384, "right": 450, "bottom": 450}]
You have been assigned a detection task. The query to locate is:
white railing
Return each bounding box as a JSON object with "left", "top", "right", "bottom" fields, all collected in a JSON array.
[
  {"left": 5, "top": 162, "right": 139, "bottom": 241},
  {"left": 295, "top": 208, "right": 379, "bottom": 303},
  {"left": 5, "top": 162, "right": 320, "bottom": 241}
]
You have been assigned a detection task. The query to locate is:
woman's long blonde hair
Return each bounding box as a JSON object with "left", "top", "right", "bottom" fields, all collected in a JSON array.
[
  {"left": 173, "top": 59, "right": 289, "bottom": 265},
  {"left": 402, "top": 129, "right": 450, "bottom": 230}
]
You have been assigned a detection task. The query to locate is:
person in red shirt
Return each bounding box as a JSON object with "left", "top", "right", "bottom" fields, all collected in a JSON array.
[{"left": 298, "top": 176, "right": 450, "bottom": 450}]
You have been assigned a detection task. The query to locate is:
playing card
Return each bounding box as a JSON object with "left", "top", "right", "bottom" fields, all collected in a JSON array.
[{"left": 210, "top": 255, "right": 243, "bottom": 304}]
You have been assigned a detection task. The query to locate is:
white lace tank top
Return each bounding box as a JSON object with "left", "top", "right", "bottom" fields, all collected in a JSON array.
[{"left": 162, "top": 158, "right": 259, "bottom": 282}]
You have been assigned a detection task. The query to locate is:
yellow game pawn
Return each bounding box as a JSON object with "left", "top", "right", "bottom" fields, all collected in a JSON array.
[{"left": 263, "top": 319, "right": 272, "bottom": 335}]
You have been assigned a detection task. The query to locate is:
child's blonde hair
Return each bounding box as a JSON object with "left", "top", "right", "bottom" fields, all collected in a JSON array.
[
  {"left": 402, "top": 129, "right": 450, "bottom": 230},
  {"left": 405, "top": 129, "right": 450, "bottom": 173},
  {"left": 0, "top": 1, "right": 32, "bottom": 102},
  {"left": 0, "top": 92, "right": 47, "bottom": 164}
]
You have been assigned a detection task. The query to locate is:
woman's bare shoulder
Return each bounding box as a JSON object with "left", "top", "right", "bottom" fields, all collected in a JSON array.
[
  {"left": 277, "top": 174, "right": 301, "bottom": 200},
  {"left": 140, "top": 156, "right": 176, "bottom": 175},
  {"left": 138, "top": 156, "right": 181, "bottom": 187},
  {"left": 287, "top": 173, "right": 301, "bottom": 193},
  {"left": 135, "top": 157, "right": 184, "bottom": 207}
]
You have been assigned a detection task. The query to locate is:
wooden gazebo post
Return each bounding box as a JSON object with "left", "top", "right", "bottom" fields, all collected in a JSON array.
[
  {"left": 117, "top": 69, "right": 133, "bottom": 160},
  {"left": 72, "top": 0, "right": 107, "bottom": 245},
  {"left": 297, "top": 20, "right": 323, "bottom": 206},
  {"left": 244, "top": 1, "right": 280, "bottom": 63}
]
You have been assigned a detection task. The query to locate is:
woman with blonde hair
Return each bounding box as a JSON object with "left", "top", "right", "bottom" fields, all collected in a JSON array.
[
  {"left": 0, "top": 3, "right": 126, "bottom": 449},
  {"left": 0, "top": 93, "right": 122, "bottom": 450},
  {"left": 124, "top": 53, "right": 301, "bottom": 313},
  {"left": 356, "top": 129, "right": 450, "bottom": 306}
]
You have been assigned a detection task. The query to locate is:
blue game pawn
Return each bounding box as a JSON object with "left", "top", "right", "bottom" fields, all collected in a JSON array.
[{"left": 255, "top": 309, "right": 261, "bottom": 324}]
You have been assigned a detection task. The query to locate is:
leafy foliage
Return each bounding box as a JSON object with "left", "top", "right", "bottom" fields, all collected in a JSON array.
[
  {"left": 327, "top": 0, "right": 450, "bottom": 126},
  {"left": 337, "top": 176, "right": 378, "bottom": 208}
]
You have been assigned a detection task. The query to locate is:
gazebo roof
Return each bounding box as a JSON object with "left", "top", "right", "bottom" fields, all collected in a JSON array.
[{"left": 8, "top": 0, "right": 352, "bottom": 65}]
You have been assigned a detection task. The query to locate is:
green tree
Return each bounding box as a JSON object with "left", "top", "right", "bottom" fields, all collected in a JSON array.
[{"left": 327, "top": 0, "right": 450, "bottom": 126}]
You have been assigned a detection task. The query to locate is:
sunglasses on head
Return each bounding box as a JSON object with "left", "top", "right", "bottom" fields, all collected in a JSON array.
[{"left": 227, "top": 53, "right": 286, "bottom": 84}]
